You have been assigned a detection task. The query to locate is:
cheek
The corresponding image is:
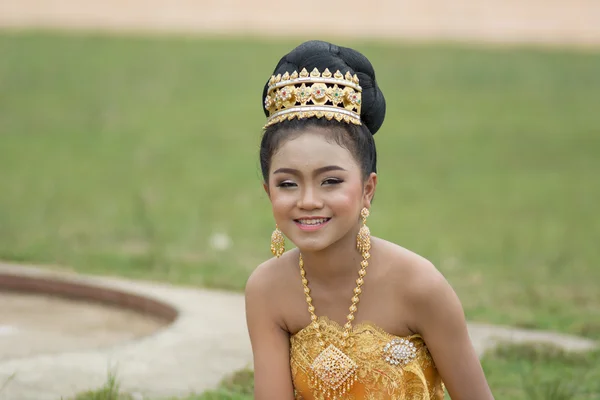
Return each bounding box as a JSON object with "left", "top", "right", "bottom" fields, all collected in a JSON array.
[
  {"left": 329, "top": 184, "right": 363, "bottom": 211},
  {"left": 269, "top": 190, "right": 296, "bottom": 214}
]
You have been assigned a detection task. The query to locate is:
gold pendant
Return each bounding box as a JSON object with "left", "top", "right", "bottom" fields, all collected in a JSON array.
[{"left": 310, "top": 344, "right": 357, "bottom": 397}]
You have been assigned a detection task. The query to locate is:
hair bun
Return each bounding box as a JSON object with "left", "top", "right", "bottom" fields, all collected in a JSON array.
[{"left": 262, "top": 40, "right": 386, "bottom": 135}]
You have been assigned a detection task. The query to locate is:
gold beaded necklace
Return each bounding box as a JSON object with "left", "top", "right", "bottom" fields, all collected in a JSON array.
[{"left": 298, "top": 208, "right": 371, "bottom": 399}]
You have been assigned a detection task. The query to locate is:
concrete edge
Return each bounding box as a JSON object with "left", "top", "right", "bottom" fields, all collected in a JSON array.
[{"left": 0, "top": 272, "right": 178, "bottom": 324}]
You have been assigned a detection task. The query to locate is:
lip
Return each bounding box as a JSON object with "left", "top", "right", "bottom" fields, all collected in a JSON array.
[{"left": 294, "top": 217, "right": 331, "bottom": 232}]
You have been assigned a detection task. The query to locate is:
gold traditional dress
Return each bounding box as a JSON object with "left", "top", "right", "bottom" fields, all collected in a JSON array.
[
  {"left": 290, "top": 316, "right": 445, "bottom": 399},
  {"left": 287, "top": 210, "right": 444, "bottom": 399}
]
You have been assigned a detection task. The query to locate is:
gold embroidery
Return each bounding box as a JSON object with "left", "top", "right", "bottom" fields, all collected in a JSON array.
[{"left": 290, "top": 317, "right": 444, "bottom": 400}]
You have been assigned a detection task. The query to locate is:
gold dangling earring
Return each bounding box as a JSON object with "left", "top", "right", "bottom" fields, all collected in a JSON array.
[
  {"left": 357, "top": 208, "right": 371, "bottom": 253},
  {"left": 271, "top": 224, "right": 285, "bottom": 258}
]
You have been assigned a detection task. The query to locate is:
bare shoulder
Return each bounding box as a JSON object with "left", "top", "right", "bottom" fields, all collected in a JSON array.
[
  {"left": 246, "top": 255, "right": 282, "bottom": 295},
  {"left": 246, "top": 249, "right": 297, "bottom": 294},
  {"left": 374, "top": 237, "right": 447, "bottom": 292},
  {"left": 401, "top": 249, "right": 451, "bottom": 300},
  {"left": 245, "top": 250, "right": 299, "bottom": 324},
  {"left": 373, "top": 238, "right": 458, "bottom": 327}
]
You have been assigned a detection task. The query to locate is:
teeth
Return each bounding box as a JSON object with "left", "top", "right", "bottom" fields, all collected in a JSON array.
[{"left": 298, "top": 218, "right": 328, "bottom": 225}]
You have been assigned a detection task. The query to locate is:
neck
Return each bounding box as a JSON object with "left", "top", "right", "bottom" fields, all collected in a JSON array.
[{"left": 298, "top": 225, "right": 365, "bottom": 285}]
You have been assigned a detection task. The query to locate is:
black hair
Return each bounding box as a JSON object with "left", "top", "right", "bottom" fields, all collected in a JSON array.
[{"left": 259, "top": 40, "right": 386, "bottom": 183}]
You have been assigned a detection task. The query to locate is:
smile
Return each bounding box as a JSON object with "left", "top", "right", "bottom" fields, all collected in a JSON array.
[{"left": 294, "top": 217, "right": 331, "bottom": 231}]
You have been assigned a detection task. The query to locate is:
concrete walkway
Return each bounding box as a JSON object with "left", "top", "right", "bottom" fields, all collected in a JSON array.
[
  {"left": 0, "top": 264, "right": 252, "bottom": 400},
  {"left": 0, "top": 263, "right": 597, "bottom": 400}
]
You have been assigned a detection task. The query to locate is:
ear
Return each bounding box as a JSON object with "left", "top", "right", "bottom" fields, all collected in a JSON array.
[
  {"left": 263, "top": 182, "right": 270, "bottom": 199},
  {"left": 362, "top": 172, "right": 377, "bottom": 208}
]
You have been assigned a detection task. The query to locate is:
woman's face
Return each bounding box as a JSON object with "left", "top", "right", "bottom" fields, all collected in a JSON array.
[{"left": 266, "top": 127, "right": 376, "bottom": 253}]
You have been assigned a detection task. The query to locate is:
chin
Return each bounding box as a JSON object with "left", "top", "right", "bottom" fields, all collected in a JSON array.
[
  {"left": 293, "top": 238, "right": 331, "bottom": 254},
  {"left": 295, "top": 232, "right": 351, "bottom": 254}
]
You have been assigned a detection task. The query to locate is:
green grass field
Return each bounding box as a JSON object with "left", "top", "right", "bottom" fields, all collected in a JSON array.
[{"left": 1, "top": 31, "right": 599, "bottom": 399}]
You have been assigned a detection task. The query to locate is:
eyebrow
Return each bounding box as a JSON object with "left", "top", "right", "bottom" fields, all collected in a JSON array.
[{"left": 273, "top": 165, "right": 347, "bottom": 176}]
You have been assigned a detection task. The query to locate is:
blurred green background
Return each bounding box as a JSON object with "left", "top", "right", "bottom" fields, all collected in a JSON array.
[{"left": 1, "top": 31, "right": 599, "bottom": 399}]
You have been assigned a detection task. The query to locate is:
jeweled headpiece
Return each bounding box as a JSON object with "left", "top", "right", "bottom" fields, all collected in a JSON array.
[{"left": 264, "top": 67, "right": 362, "bottom": 128}]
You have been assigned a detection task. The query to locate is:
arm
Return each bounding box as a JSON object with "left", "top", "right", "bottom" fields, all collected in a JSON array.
[
  {"left": 245, "top": 266, "right": 295, "bottom": 400},
  {"left": 412, "top": 261, "right": 494, "bottom": 400}
]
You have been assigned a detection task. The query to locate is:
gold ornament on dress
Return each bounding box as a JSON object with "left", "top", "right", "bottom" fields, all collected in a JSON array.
[
  {"left": 382, "top": 337, "right": 418, "bottom": 366},
  {"left": 264, "top": 68, "right": 362, "bottom": 129},
  {"left": 298, "top": 207, "right": 371, "bottom": 399},
  {"left": 271, "top": 224, "right": 285, "bottom": 258}
]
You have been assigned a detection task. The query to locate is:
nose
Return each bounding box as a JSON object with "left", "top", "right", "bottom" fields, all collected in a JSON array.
[{"left": 297, "top": 186, "right": 323, "bottom": 210}]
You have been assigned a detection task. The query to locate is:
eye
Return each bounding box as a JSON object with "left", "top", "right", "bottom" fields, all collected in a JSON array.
[
  {"left": 277, "top": 180, "right": 297, "bottom": 188},
  {"left": 322, "top": 178, "right": 343, "bottom": 186}
]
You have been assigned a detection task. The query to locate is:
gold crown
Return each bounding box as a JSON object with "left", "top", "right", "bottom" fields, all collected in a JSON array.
[{"left": 264, "top": 67, "right": 362, "bottom": 128}]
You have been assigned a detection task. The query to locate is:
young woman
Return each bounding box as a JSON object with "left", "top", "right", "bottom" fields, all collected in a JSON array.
[{"left": 245, "top": 40, "right": 494, "bottom": 400}]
